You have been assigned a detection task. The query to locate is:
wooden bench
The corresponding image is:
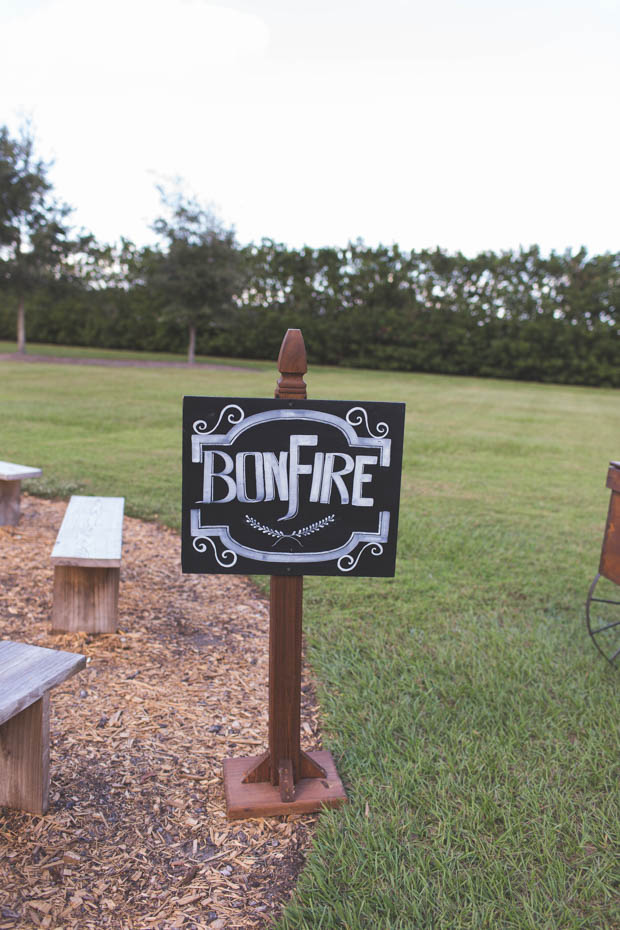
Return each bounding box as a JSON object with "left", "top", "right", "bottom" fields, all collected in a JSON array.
[
  {"left": 0, "top": 460, "right": 42, "bottom": 526},
  {"left": 51, "top": 495, "right": 125, "bottom": 633},
  {"left": 0, "top": 640, "right": 86, "bottom": 814}
]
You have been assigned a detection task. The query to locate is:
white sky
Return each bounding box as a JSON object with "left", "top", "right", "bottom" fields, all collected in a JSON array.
[{"left": 1, "top": 0, "right": 619, "bottom": 256}]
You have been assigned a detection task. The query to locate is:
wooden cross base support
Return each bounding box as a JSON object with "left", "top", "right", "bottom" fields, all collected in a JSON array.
[{"left": 223, "top": 750, "right": 347, "bottom": 820}]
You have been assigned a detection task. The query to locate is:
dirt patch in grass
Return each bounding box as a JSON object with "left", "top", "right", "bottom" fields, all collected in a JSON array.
[
  {"left": 0, "top": 497, "right": 323, "bottom": 929},
  {"left": 0, "top": 353, "right": 252, "bottom": 371}
]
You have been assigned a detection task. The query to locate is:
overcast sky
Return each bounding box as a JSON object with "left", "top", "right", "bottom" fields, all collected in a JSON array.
[{"left": 1, "top": 0, "right": 618, "bottom": 256}]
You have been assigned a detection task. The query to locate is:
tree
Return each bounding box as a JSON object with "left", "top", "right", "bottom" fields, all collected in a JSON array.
[
  {"left": 0, "top": 123, "right": 75, "bottom": 352},
  {"left": 148, "top": 185, "right": 242, "bottom": 363}
]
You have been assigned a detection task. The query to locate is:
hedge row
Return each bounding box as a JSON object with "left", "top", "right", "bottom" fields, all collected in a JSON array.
[{"left": 1, "top": 244, "right": 618, "bottom": 386}]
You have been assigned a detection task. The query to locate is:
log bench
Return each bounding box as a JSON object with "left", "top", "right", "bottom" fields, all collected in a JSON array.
[
  {"left": 51, "top": 495, "right": 125, "bottom": 633},
  {"left": 0, "top": 640, "right": 86, "bottom": 814},
  {"left": 0, "top": 460, "right": 42, "bottom": 526}
]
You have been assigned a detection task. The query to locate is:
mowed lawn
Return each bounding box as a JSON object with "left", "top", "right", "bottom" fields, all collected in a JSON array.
[{"left": 1, "top": 349, "right": 619, "bottom": 929}]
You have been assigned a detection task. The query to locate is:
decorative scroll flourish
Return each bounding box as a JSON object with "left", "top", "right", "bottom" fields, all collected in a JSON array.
[
  {"left": 192, "top": 535, "right": 238, "bottom": 567},
  {"left": 245, "top": 514, "right": 335, "bottom": 548},
  {"left": 346, "top": 406, "right": 389, "bottom": 438},
  {"left": 190, "top": 508, "right": 389, "bottom": 565},
  {"left": 193, "top": 404, "right": 245, "bottom": 435},
  {"left": 337, "top": 542, "right": 384, "bottom": 573}
]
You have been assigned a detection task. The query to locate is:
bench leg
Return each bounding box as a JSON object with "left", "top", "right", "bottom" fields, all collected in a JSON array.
[
  {"left": 0, "top": 694, "right": 50, "bottom": 814},
  {"left": 0, "top": 479, "right": 21, "bottom": 526},
  {"left": 52, "top": 565, "right": 119, "bottom": 633}
]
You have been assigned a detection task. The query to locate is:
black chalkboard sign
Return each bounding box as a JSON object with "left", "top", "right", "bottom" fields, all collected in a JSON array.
[{"left": 182, "top": 396, "right": 405, "bottom": 577}]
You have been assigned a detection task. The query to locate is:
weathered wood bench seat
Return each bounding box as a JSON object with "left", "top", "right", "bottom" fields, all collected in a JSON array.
[
  {"left": 0, "top": 460, "right": 42, "bottom": 526},
  {"left": 51, "top": 495, "right": 125, "bottom": 633},
  {"left": 0, "top": 640, "right": 86, "bottom": 814}
]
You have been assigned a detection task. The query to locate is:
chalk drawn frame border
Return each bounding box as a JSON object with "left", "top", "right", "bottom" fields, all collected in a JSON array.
[{"left": 182, "top": 397, "right": 405, "bottom": 577}]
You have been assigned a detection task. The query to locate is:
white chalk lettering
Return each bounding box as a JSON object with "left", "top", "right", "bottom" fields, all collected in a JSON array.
[
  {"left": 309, "top": 452, "right": 324, "bottom": 503},
  {"left": 203, "top": 451, "right": 236, "bottom": 503},
  {"left": 235, "top": 452, "right": 265, "bottom": 504},
  {"left": 201, "top": 434, "right": 379, "bottom": 518},
  {"left": 263, "top": 451, "right": 289, "bottom": 502},
  {"left": 320, "top": 453, "right": 355, "bottom": 505},
  {"left": 281, "top": 434, "right": 318, "bottom": 521},
  {"left": 352, "top": 455, "right": 377, "bottom": 506}
]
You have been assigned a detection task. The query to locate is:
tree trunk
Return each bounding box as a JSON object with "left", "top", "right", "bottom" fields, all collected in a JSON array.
[
  {"left": 17, "top": 299, "right": 26, "bottom": 354},
  {"left": 188, "top": 323, "right": 196, "bottom": 365}
]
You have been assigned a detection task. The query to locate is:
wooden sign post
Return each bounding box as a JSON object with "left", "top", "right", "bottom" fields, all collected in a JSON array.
[
  {"left": 222, "top": 330, "right": 346, "bottom": 817},
  {"left": 182, "top": 327, "right": 405, "bottom": 819}
]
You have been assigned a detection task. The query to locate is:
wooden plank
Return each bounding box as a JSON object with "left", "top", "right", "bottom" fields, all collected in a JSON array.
[
  {"left": 224, "top": 750, "right": 347, "bottom": 819},
  {"left": 0, "top": 641, "right": 86, "bottom": 726},
  {"left": 241, "top": 328, "right": 344, "bottom": 807},
  {"left": 0, "top": 461, "right": 42, "bottom": 481},
  {"left": 0, "top": 479, "right": 21, "bottom": 526},
  {"left": 51, "top": 565, "right": 119, "bottom": 633},
  {"left": 0, "top": 693, "right": 50, "bottom": 814},
  {"left": 51, "top": 495, "right": 124, "bottom": 567},
  {"left": 242, "top": 330, "right": 308, "bottom": 790},
  {"left": 278, "top": 758, "right": 294, "bottom": 802},
  {"left": 270, "top": 330, "right": 305, "bottom": 785},
  {"left": 268, "top": 574, "right": 302, "bottom": 783}
]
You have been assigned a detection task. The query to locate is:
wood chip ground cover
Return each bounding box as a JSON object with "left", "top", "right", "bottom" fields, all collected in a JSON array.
[{"left": 0, "top": 497, "right": 323, "bottom": 930}]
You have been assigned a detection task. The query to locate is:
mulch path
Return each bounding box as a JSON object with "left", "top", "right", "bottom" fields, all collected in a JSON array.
[
  {"left": 0, "top": 497, "right": 324, "bottom": 930},
  {"left": 0, "top": 354, "right": 252, "bottom": 371}
]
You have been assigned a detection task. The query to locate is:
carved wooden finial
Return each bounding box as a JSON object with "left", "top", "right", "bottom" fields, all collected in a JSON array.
[{"left": 275, "top": 329, "right": 307, "bottom": 399}]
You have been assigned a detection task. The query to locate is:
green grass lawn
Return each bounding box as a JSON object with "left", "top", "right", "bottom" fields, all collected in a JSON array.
[{"left": 1, "top": 351, "right": 619, "bottom": 929}]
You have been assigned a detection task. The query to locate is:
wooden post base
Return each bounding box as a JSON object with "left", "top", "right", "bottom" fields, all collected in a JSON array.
[
  {"left": 52, "top": 565, "right": 119, "bottom": 633},
  {"left": 223, "top": 750, "right": 347, "bottom": 820},
  {"left": 0, "top": 694, "right": 50, "bottom": 814},
  {"left": 0, "top": 479, "right": 21, "bottom": 526}
]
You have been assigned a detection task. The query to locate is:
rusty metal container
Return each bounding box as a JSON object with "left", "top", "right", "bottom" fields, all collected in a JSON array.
[
  {"left": 599, "top": 461, "right": 620, "bottom": 586},
  {"left": 587, "top": 461, "right": 620, "bottom": 666}
]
